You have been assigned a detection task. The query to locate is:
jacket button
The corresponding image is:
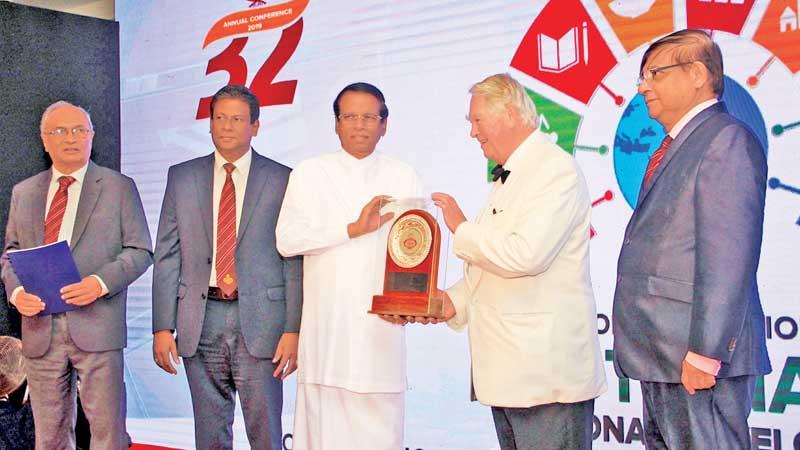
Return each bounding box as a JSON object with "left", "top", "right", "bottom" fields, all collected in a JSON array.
[
  {"left": 201, "top": 293, "right": 206, "bottom": 299},
  {"left": 207, "top": 257, "right": 212, "bottom": 264},
  {"left": 624, "top": 239, "right": 631, "bottom": 245}
]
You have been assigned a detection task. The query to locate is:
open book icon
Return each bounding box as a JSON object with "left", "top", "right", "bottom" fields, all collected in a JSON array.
[{"left": 538, "top": 22, "right": 589, "bottom": 73}]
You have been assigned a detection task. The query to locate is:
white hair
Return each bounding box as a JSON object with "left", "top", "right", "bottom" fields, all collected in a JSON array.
[
  {"left": 469, "top": 73, "right": 539, "bottom": 128},
  {"left": 40, "top": 100, "right": 93, "bottom": 133}
]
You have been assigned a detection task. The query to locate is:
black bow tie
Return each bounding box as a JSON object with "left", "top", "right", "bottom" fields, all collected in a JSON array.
[{"left": 492, "top": 164, "right": 511, "bottom": 183}]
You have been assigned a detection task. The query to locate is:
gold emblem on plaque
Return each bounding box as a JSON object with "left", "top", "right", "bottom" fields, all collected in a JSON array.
[{"left": 387, "top": 214, "right": 432, "bottom": 268}]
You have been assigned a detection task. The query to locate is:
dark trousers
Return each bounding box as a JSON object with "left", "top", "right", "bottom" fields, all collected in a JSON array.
[
  {"left": 184, "top": 300, "right": 282, "bottom": 450},
  {"left": 640, "top": 375, "right": 756, "bottom": 450},
  {"left": 491, "top": 398, "right": 595, "bottom": 450}
]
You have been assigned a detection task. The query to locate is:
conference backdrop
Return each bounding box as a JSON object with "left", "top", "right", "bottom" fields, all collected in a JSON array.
[{"left": 116, "top": 1, "right": 800, "bottom": 449}]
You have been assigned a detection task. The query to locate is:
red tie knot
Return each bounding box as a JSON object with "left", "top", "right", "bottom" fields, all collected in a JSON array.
[
  {"left": 58, "top": 176, "right": 76, "bottom": 189},
  {"left": 223, "top": 163, "right": 236, "bottom": 175}
]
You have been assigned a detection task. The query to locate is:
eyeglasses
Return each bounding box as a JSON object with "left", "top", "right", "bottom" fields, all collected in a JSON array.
[
  {"left": 637, "top": 61, "right": 696, "bottom": 85},
  {"left": 42, "top": 127, "right": 94, "bottom": 139},
  {"left": 338, "top": 113, "right": 383, "bottom": 124}
]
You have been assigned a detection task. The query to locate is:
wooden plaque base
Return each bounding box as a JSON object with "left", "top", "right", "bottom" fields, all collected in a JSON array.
[
  {"left": 369, "top": 292, "right": 445, "bottom": 318},
  {"left": 369, "top": 209, "right": 443, "bottom": 318}
]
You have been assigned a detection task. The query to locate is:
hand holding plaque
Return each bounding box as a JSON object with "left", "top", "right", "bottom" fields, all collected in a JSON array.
[
  {"left": 369, "top": 203, "right": 447, "bottom": 319},
  {"left": 347, "top": 195, "right": 395, "bottom": 239},
  {"left": 399, "top": 290, "right": 457, "bottom": 325}
]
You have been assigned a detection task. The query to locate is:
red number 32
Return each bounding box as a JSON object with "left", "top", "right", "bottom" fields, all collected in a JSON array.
[{"left": 196, "top": 18, "right": 303, "bottom": 119}]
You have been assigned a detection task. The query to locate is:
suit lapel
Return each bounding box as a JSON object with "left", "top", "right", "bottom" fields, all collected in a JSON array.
[
  {"left": 238, "top": 150, "right": 272, "bottom": 241},
  {"left": 465, "top": 189, "right": 499, "bottom": 290},
  {"left": 636, "top": 102, "right": 726, "bottom": 209},
  {"left": 32, "top": 170, "right": 52, "bottom": 245},
  {"left": 465, "top": 160, "right": 512, "bottom": 291},
  {"left": 195, "top": 154, "right": 215, "bottom": 246},
  {"left": 464, "top": 133, "right": 539, "bottom": 290},
  {"left": 71, "top": 162, "right": 102, "bottom": 249}
]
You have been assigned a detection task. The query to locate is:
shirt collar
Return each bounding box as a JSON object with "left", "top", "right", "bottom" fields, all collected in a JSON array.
[
  {"left": 214, "top": 148, "right": 252, "bottom": 179},
  {"left": 668, "top": 99, "right": 719, "bottom": 139},
  {"left": 51, "top": 163, "right": 88, "bottom": 186},
  {"left": 338, "top": 147, "right": 377, "bottom": 168}
]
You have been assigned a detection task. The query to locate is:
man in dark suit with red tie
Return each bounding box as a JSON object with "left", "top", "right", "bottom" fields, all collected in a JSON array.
[
  {"left": 613, "top": 29, "right": 771, "bottom": 449},
  {"left": 1, "top": 101, "right": 153, "bottom": 450},
  {"left": 152, "top": 85, "right": 302, "bottom": 450}
]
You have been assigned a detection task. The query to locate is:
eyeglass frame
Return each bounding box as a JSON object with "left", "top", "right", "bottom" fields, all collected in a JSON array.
[
  {"left": 337, "top": 113, "right": 384, "bottom": 124},
  {"left": 41, "top": 127, "right": 95, "bottom": 139},
  {"left": 211, "top": 114, "right": 254, "bottom": 127},
  {"left": 637, "top": 61, "right": 698, "bottom": 86}
]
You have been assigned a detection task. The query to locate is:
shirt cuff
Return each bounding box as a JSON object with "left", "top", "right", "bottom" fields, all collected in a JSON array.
[
  {"left": 90, "top": 275, "right": 109, "bottom": 297},
  {"left": 9, "top": 286, "right": 24, "bottom": 307},
  {"left": 685, "top": 351, "right": 721, "bottom": 376}
]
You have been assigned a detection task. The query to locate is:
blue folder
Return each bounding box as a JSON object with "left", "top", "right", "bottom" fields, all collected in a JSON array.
[{"left": 7, "top": 240, "right": 82, "bottom": 315}]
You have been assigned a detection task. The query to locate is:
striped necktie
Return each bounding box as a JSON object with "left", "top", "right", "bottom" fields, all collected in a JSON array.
[
  {"left": 216, "top": 163, "right": 238, "bottom": 296},
  {"left": 643, "top": 135, "right": 673, "bottom": 188},
  {"left": 44, "top": 176, "right": 76, "bottom": 244}
]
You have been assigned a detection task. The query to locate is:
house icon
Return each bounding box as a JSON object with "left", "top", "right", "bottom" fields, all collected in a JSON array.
[{"left": 780, "top": 2, "right": 799, "bottom": 32}]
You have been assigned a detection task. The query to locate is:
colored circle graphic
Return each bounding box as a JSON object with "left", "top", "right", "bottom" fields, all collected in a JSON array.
[
  {"left": 613, "top": 76, "right": 769, "bottom": 208},
  {"left": 507, "top": 0, "right": 797, "bottom": 214}
]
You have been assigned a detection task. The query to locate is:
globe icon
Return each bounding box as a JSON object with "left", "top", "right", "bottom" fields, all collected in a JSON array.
[
  {"left": 613, "top": 94, "right": 665, "bottom": 208},
  {"left": 613, "top": 76, "right": 768, "bottom": 208}
]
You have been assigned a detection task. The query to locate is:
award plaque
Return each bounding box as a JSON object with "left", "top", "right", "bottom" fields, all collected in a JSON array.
[{"left": 369, "top": 209, "right": 445, "bottom": 318}]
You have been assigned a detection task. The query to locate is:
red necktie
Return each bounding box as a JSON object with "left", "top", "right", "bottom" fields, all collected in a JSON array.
[
  {"left": 44, "top": 176, "right": 76, "bottom": 244},
  {"left": 216, "top": 163, "right": 237, "bottom": 296},
  {"left": 643, "top": 135, "right": 673, "bottom": 188}
]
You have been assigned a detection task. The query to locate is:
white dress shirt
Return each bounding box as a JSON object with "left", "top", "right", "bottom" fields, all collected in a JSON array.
[
  {"left": 209, "top": 149, "right": 252, "bottom": 287},
  {"left": 46, "top": 164, "right": 89, "bottom": 245},
  {"left": 668, "top": 99, "right": 718, "bottom": 138}
]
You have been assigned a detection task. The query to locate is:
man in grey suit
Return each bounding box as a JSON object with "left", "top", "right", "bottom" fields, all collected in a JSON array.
[
  {"left": 1, "top": 101, "right": 153, "bottom": 450},
  {"left": 613, "top": 29, "right": 771, "bottom": 449},
  {"left": 152, "top": 85, "right": 302, "bottom": 450}
]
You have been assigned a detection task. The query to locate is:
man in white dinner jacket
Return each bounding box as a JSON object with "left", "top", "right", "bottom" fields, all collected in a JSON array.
[{"left": 429, "top": 73, "right": 606, "bottom": 450}]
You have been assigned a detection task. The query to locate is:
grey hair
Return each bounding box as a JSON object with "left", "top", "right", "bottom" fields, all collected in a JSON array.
[
  {"left": 469, "top": 73, "right": 539, "bottom": 128},
  {"left": 640, "top": 29, "right": 724, "bottom": 97},
  {"left": 40, "top": 101, "right": 94, "bottom": 133}
]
